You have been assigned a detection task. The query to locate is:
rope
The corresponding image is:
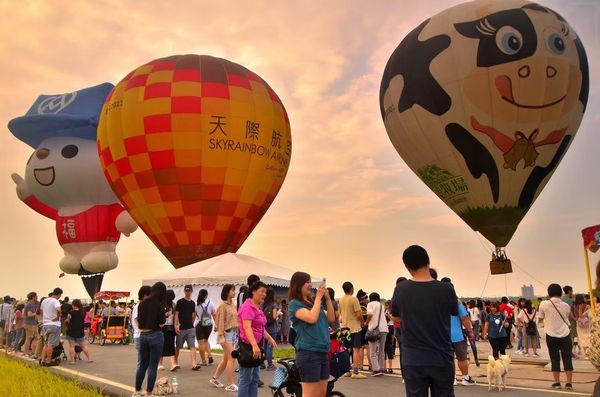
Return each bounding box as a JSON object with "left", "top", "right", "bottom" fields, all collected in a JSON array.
[
  {"left": 480, "top": 270, "right": 491, "bottom": 297},
  {"left": 511, "top": 259, "right": 548, "bottom": 288}
]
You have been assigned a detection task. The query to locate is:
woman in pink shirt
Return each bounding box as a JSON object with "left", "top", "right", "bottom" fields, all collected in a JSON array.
[
  {"left": 237, "top": 281, "right": 277, "bottom": 397},
  {"left": 12, "top": 303, "right": 25, "bottom": 354}
]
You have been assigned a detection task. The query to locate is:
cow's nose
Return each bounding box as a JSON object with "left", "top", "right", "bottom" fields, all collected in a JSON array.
[
  {"left": 547, "top": 66, "right": 557, "bottom": 78},
  {"left": 518, "top": 65, "right": 530, "bottom": 78},
  {"left": 36, "top": 148, "right": 50, "bottom": 159}
]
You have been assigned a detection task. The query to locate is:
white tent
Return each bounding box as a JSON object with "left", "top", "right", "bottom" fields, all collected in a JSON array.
[{"left": 142, "top": 253, "right": 303, "bottom": 346}]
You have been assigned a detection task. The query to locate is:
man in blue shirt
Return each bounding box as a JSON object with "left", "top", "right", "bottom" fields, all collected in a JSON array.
[{"left": 442, "top": 278, "right": 475, "bottom": 386}]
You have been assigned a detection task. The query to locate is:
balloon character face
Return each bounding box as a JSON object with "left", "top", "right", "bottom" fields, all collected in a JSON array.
[
  {"left": 25, "top": 137, "right": 116, "bottom": 208},
  {"left": 98, "top": 55, "right": 291, "bottom": 268},
  {"left": 380, "top": 1, "right": 588, "bottom": 247}
]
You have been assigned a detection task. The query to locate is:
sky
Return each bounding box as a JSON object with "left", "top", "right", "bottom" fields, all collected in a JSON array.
[{"left": 0, "top": 0, "right": 598, "bottom": 300}]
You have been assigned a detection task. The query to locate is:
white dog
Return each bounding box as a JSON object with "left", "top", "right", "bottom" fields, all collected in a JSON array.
[{"left": 487, "top": 354, "right": 511, "bottom": 391}]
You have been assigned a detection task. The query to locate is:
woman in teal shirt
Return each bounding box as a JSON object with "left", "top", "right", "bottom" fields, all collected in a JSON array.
[{"left": 288, "top": 272, "right": 336, "bottom": 397}]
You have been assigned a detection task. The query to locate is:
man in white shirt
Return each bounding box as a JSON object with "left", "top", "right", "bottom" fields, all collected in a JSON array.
[
  {"left": 40, "top": 288, "right": 62, "bottom": 365},
  {"left": 538, "top": 283, "right": 573, "bottom": 390}
]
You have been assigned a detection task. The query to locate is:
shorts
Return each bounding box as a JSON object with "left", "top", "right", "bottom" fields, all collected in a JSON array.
[
  {"left": 195, "top": 323, "right": 213, "bottom": 340},
  {"left": 25, "top": 324, "right": 39, "bottom": 339},
  {"left": 67, "top": 336, "right": 85, "bottom": 344},
  {"left": 351, "top": 332, "right": 363, "bottom": 348},
  {"left": 360, "top": 328, "right": 368, "bottom": 347},
  {"left": 453, "top": 339, "right": 469, "bottom": 361},
  {"left": 41, "top": 325, "right": 61, "bottom": 347},
  {"left": 176, "top": 328, "right": 196, "bottom": 349},
  {"left": 296, "top": 350, "right": 329, "bottom": 382},
  {"left": 224, "top": 328, "right": 238, "bottom": 345}
]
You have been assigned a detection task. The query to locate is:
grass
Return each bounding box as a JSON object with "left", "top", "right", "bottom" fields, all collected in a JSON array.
[
  {"left": 0, "top": 354, "right": 105, "bottom": 397},
  {"left": 211, "top": 347, "right": 296, "bottom": 359},
  {"left": 459, "top": 205, "right": 528, "bottom": 247}
]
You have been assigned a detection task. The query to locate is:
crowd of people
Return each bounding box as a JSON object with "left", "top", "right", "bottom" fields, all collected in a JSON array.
[{"left": 2, "top": 246, "right": 600, "bottom": 397}]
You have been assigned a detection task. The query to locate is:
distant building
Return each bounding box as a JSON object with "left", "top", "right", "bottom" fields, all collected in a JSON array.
[{"left": 521, "top": 284, "right": 534, "bottom": 299}]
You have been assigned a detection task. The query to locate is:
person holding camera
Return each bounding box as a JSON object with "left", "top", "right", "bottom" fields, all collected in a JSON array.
[
  {"left": 288, "top": 272, "right": 336, "bottom": 397},
  {"left": 237, "top": 281, "right": 277, "bottom": 397}
]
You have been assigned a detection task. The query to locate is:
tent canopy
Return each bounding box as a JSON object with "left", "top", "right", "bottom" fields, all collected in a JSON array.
[{"left": 143, "top": 253, "right": 312, "bottom": 288}]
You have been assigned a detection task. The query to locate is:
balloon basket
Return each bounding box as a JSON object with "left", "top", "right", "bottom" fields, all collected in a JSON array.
[{"left": 490, "top": 248, "right": 512, "bottom": 275}]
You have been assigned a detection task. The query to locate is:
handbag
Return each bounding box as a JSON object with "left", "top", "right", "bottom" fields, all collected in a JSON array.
[
  {"left": 364, "top": 303, "right": 383, "bottom": 342},
  {"left": 237, "top": 339, "right": 265, "bottom": 368},
  {"left": 0, "top": 304, "right": 5, "bottom": 329},
  {"left": 330, "top": 349, "right": 351, "bottom": 378}
]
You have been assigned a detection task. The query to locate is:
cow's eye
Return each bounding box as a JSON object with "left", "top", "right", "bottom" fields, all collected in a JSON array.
[
  {"left": 496, "top": 26, "right": 523, "bottom": 55},
  {"left": 61, "top": 145, "right": 78, "bottom": 159},
  {"left": 547, "top": 33, "right": 565, "bottom": 55}
]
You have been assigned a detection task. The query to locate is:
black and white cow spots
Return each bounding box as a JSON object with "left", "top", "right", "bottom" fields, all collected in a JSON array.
[{"left": 379, "top": 19, "right": 451, "bottom": 118}]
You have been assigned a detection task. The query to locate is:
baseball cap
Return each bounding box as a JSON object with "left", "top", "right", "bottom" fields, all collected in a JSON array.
[{"left": 184, "top": 285, "right": 193, "bottom": 291}]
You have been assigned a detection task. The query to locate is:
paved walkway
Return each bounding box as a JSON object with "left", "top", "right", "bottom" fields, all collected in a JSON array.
[{"left": 5, "top": 337, "right": 598, "bottom": 397}]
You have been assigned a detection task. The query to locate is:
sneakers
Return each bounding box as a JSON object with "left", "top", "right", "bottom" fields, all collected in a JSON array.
[
  {"left": 565, "top": 383, "right": 573, "bottom": 390},
  {"left": 370, "top": 371, "right": 384, "bottom": 377},
  {"left": 265, "top": 364, "right": 276, "bottom": 371},
  {"left": 453, "top": 378, "right": 458, "bottom": 386},
  {"left": 462, "top": 376, "right": 476, "bottom": 386},
  {"left": 343, "top": 372, "right": 352, "bottom": 377},
  {"left": 208, "top": 356, "right": 214, "bottom": 365},
  {"left": 209, "top": 377, "right": 225, "bottom": 388},
  {"left": 131, "top": 392, "right": 144, "bottom": 397},
  {"left": 515, "top": 350, "right": 524, "bottom": 355},
  {"left": 225, "top": 384, "right": 239, "bottom": 392},
  {"left": 551, "top": 382, "right": 561, "bottom": 389},
  {"left": 532, "top": 353, "right": 540, "bottom": 358},
  {"left": 351, "top": 372, "right": 367, "bottom": 379}
]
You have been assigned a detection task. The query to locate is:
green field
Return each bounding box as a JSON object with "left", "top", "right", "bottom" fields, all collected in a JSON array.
[{"left": 0, "top": 354, "right": 105, "bottom": 397}]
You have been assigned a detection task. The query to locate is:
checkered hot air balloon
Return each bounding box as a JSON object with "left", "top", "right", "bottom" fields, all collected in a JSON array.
[{"left": 97, "top": 55, "right": 291, "bottom": 268}]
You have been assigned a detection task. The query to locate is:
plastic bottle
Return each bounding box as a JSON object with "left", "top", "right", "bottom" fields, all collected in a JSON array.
[{"left": 171, "top": 375, "right": 179, "bottom": 394}]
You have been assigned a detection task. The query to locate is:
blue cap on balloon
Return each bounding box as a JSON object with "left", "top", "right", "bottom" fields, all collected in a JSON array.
[{"left": 8, "top": 82, "right": 114, "bottom": 148}]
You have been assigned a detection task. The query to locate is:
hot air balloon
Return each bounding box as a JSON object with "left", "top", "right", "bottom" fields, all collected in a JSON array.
[
  {"left": 97, "top": 55, "right": 291, "bottom": 268},
  {"left": 8, "top": 84, "right": 138, "bottom": 297},
  {"left": 380, "top": 1, "right": 588, "bottom": 273}
]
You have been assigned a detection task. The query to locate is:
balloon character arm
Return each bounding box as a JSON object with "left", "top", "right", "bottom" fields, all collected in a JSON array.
[
  {"left": 11, "top": 173, "right": 57, "bottom": 219},
  {"left": 115, "top": 209, "right": 138, "bottom": 237}
]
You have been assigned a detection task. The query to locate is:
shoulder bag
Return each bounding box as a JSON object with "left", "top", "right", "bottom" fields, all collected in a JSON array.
[
  {"left": 549, "top": 299, "right": 571, "bottom": 328},
  {"left": 0, "top": 304, "right": 5, "bottom": 329},
  {"left": 365, "top": 303, "right": 383, "bottom": 342}
]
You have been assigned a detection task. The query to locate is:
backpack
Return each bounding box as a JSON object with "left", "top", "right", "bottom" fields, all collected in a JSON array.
[
  {"left": 524, "top": 310, "right": 537, "bottom": 336},
  {"left": 264, "top": 303, "right": 276, "bottom": 325},
  {"left": 200, "top": 302, "right": 212, "bottom": 327}
]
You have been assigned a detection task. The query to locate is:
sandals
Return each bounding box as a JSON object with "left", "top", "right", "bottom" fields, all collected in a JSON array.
[{"left": 192, "top": 364, "right": 202, "bottom": 371}]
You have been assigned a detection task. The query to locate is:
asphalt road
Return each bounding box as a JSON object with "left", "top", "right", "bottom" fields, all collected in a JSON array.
[{"left": 9, "top": 342, "right": 595, "bottom": 397}]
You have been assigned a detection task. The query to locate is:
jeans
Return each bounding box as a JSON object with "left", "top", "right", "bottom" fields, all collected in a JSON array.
[
  {"left": 489, "top": 336, "right": 508, "bottom": 359},
  {"left": 12, "top": 328, "right": 24, "bottom": 351},
  {"left": 403, "top": 363, "right": 455, "bottom": 397},
  {"left": 135, "top": 330, "right": 164, "bottom": 392},
  {"left": 517, "top": 328, "right": 524, "bottom": 351},
  {"left": 238, "top": 366, "right": 260, "bottom": 397},
  {"left": 472, "top": 321, "right": 480, "bottom": 340},
  {"left": 546, "top": 335, "right": 573, "bottom": 372},
  {"left": 264, "top": 324, "right": 277, "bottom": 366},
  {"left": 369, "top": 332, "right": 387, "bottom": 372}
]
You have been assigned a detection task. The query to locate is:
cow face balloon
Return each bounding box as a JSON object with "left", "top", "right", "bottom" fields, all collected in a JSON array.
[{"left": 380, "top": 0, "right": 588, "bottom": 248}]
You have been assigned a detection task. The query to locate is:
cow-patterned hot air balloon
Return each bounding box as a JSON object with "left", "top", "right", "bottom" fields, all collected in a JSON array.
[
  {"left": 380, "top": 0, "right": 588, "bottom": 273},
  {"left": 98, "top": 54, "right": 291, "bottom": 268}
]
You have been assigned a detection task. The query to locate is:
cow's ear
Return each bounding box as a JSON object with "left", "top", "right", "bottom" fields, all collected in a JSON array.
[{"left": 454, "top": 20, "right": 484, "bottom": 39}]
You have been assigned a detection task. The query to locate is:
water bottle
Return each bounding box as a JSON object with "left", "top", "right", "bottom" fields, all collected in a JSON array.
[{"left": 171, "top": 375, "right": 179, "bottom": 394}]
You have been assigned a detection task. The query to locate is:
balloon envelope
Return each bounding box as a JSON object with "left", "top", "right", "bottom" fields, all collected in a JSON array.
[
  {"left": 98, "top": 55, "right": 291, "bottom": 268},
  {"left": 380, "top": 0, "right": 588, "bottom": 247}
]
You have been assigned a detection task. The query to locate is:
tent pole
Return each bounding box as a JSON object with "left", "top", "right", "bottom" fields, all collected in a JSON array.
[{"left": 584, "top": 246, "right": 596, "bottom": 315}]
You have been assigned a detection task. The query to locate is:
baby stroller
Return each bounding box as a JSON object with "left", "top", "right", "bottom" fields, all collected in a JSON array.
[
  {"left": 39, "top": 341, "right": 67, "bottom": 366},
  {"left": 270, "top": 328, "right": 349, "bottom": 397}
]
